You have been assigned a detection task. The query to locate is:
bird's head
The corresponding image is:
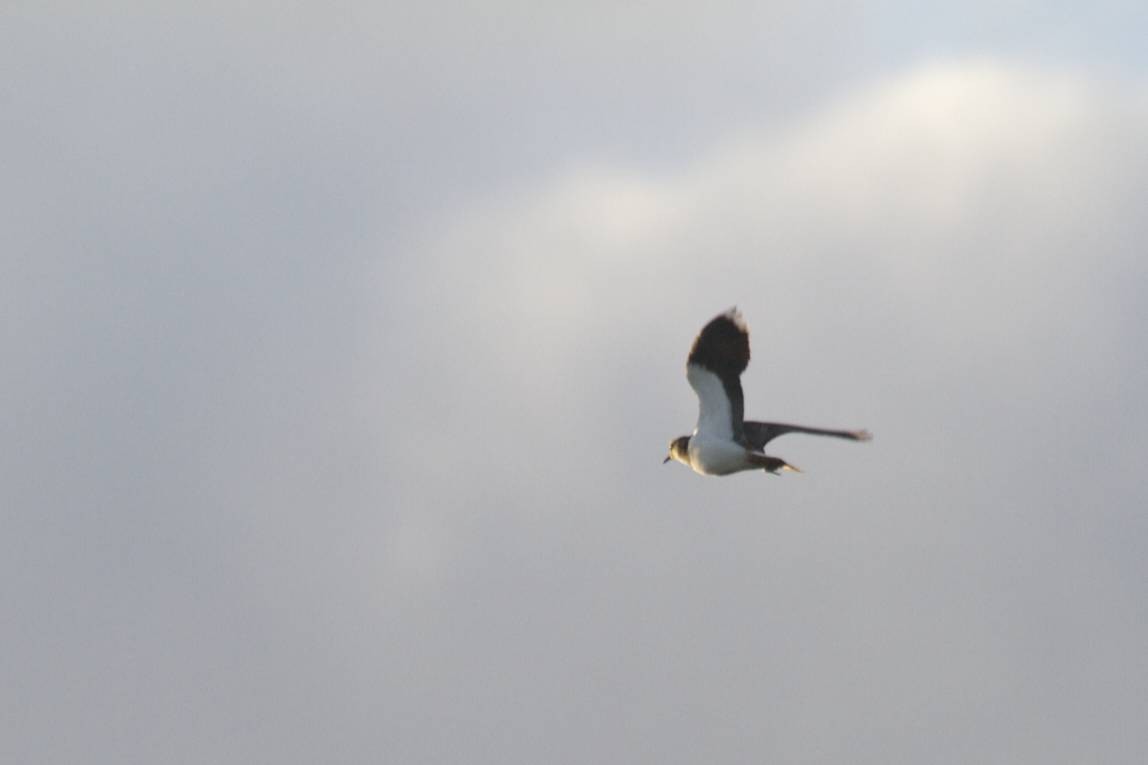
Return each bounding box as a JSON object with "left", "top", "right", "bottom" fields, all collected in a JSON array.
[{"left": 664, "top": 435, "right": 691, "bottom": 466}]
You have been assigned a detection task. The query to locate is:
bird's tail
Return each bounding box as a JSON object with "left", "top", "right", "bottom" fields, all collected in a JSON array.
[{"left": 751, "top": 453, "right": 802, "bottom": 475}]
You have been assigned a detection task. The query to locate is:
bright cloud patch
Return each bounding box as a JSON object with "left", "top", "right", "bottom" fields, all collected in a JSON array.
[{"left": 411, "top": 60, "right": 1147, "bottom": 432}]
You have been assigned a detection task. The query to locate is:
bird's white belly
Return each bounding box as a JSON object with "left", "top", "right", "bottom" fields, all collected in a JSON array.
[{"left": 688, "top": 435, "right": 753, "bottom": 476}]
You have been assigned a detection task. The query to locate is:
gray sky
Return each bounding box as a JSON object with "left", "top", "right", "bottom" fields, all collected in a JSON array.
[{"left": 4, "top": 3, "right": 1148, "bottom": 763}]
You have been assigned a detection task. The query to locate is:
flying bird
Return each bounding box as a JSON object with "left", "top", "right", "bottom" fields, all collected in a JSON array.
[{"left": 664, "top": 308, "right": 871, "bottom": 476}]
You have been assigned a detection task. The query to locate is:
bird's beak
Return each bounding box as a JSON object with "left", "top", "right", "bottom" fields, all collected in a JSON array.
[{"left": 663, "top": 455, "right": 672, "bottom": 464}]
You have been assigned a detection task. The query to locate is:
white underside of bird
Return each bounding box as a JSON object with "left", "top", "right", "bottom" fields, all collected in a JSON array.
[{"left": 687, "top": 431, "right": 758, "bottom": 475}]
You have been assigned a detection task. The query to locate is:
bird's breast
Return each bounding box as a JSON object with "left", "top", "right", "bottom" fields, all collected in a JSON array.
[{"left": 688, "top": 435, "right": 754, "bottom": 476}]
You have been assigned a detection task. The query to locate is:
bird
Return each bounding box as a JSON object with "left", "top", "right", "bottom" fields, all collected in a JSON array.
[{"left": 664, "top": 308, "right": 871, "bottom": 476}]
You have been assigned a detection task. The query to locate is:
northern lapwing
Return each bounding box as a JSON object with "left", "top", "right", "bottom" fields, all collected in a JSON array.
[{"left": 665, "top": 308, "right": 871, "bottom": 476}]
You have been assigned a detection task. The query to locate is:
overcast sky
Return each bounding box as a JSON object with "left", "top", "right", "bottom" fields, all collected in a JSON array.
[{"left": 4, "top": 3, "right": 1148, "bottom": 763}]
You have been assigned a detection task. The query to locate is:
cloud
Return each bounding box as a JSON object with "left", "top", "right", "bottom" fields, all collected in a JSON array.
[
  {"left": 5, "top": 49, "right": 1147, "bottom": 762},
  {"left": 375, "top": 59, "right": 1148, "bottom": 760},
  {"left": 409, "top": 59, "right": 1147, "bottom": 440}
]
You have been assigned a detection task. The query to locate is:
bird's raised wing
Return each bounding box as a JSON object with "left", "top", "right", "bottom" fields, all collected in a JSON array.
[{"left": 686, "top": 308, "right": 750, "bottom": 445}]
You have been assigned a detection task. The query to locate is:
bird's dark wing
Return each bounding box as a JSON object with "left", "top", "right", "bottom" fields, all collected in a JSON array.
[
  {"left": 687, "top": 308, "right": 750, "bottom": 445},
  {"left": 743, "top": 421, "right": 872, "bottom": 450}
]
